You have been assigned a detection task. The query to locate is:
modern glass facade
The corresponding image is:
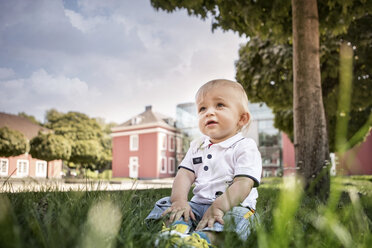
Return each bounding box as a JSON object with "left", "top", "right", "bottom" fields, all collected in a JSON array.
[
  {"left": 247, "top": 103, "right": 281, "bottom": 177},
  {"left": 176, "top": 102, "right": 202, "bottom": 140}
]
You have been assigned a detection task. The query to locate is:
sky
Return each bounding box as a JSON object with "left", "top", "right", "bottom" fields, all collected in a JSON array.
[{"left": 0, "top": 0, "right": 246, "bottom": 124}]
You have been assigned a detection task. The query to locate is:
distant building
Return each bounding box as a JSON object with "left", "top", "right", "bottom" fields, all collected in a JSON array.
[
  {"left": 337, "top": 130, "right": 372, "bottom": 175},
  {"left": 281, "top": 133, "right": 296, "bottom": 176},
  {"left": 111, "top": 106, "right": 184, "bottom": 179},
  {"left": 0, "top": 112, "right": 62, "bottom": 179},
  {"left": 176, "top": 102, "right": 201, "bottom": 140},
  {"left": 283, "top": 130, "right": 372, "bottom": 176},
  {"left": 175, "top": 101, "right": 372, "bottom": 177},
  {"left": 243, "top": 103, "right": 282, "bottom": 177}
]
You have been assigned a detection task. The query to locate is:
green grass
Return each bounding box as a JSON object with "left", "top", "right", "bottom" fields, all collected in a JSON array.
[{"left": 0, "top": 176, "right": 371, "bottom": 248}]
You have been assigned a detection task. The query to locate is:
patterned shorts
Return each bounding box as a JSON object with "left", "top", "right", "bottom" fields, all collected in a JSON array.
[{"left": 145, "top": 196, "right": 258, "bottom": 240}]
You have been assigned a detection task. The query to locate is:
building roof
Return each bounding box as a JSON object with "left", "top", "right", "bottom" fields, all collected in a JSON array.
[
  {"left": 114, "top": 105, "right": 176, "bottom": 131},
  {"left": 0, "top": 112, "right": 50, "bottom": 140}
]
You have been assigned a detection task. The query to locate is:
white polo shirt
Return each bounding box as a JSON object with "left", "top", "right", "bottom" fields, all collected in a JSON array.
[{"left": 179, "top": 133, "right": 262, "bottom": 210}]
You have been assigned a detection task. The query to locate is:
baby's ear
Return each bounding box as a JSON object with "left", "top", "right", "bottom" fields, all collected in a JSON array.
[{"left": 239, "top": 112, "right": 250, "bottom": 126}]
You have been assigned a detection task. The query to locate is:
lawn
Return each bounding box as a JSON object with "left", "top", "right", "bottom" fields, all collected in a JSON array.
[{"left": 0, "top": 176, "right": 371, "bottom": 248}]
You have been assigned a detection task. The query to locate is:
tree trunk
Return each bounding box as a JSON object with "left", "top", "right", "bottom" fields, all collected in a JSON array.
[{"left": 291, "top": 0, "right": 330, "bottom": 200}]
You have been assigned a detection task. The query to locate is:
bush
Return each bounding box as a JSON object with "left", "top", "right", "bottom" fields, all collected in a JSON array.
[{"left": 85, "top": 170, "right": 112, "bottom": 180}]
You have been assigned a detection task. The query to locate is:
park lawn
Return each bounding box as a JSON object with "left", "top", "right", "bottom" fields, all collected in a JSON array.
[{"left": 0, "top": 176, "right": 371, "bottom": 248}]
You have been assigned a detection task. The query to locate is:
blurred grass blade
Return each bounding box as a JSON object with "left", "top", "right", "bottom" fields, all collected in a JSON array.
[
  {"left": 345, "top": 112, "right": 372, "bottom": 150},
  {"left": 269, "top": 176, "right": 303, "bottom": 248},
  {"left": 313, "top": 214, "right": 352, "bottom": 247},
  {"left": 335, "top": 43, "right": 353, "bottom": 154},
  {"left": 0, "top": 195, "right": 21, "bottom": 248},
  {"left": 80, "top": 200, "right": 123, "bottom": 248}
]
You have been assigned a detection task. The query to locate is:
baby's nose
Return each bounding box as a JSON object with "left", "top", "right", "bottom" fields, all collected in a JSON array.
[{"left": 205, "top": 108, "right": 215, "bottom": 116}]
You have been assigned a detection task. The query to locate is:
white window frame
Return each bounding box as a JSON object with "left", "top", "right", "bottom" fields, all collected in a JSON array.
[
  {"left": 168, "top": 157, "right": 175, "bottom": 173},
  {"left": 160, "top": 155, "right": 167, "bottom": 174},
  {"left": 130, "top": 134, "right": 139, "bottom": 151},
  {"left": 131, "top": 116, "right": 142, "bottom": 125},
  {"left": 0, "top": 159, "right": 9, "bottom": 176},
  {"left": 35, "top": 161, "right": 47, "bottom": 178},
  {"left": 159, "top": 133, "right": 167, "bottom": 151},
  {"left": 16, "top": 159, "right": 29, "bottom": 177},
  {"left": 168, "top": 136, "right": 175, "bottom": 152}
]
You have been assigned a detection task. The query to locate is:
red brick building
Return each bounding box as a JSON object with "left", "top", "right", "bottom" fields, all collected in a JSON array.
[
  {"left": 0, "top": 112, "right": 62, "bottom": 179},
  {"left": 282, "top": 130, "right": 372, "bottom": 176},
  {"left": 111, "top": 106, "right": 184, "bottom": 179},
  {"left": 337, "top": 131, "right": 372, "bottom": 175}
]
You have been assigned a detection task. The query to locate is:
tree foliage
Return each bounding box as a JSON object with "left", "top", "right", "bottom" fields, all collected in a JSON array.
[
  {"left": 29, "top": 133, "right": 71, "bottom": 162},
  {"left": 45, "top": 110, "right": 103, "bottom": 141},
  {"left": 151, "top": 0, "right": 372, "bottom": 150},
  {"left": 0, "top": 127, "right": 29, "bottom": 157},
  {"left": 95, "top": 119, "right": 115, "bottom": 171},
  {"left": 44, "top": 109, "right": 112, "bottom": 171},
  {"left": 71, "top": 140, "right": 101, "bottom": 164},
  {"left": 151, "top": 0, "right": 370, "bottom": 40},
  {"left": 236, "top": 14, "right": 372, "bottom": 151}
]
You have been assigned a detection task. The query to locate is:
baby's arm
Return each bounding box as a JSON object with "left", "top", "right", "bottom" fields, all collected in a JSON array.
[
  {"left": 196, "top": 177, "right": 254, "bottom": 230},
  {"left": 162, "top": 168, "right": 196, "bottom": 224}
]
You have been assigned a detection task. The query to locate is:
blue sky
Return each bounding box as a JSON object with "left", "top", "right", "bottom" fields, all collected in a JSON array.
[{"left": 0, "top": 0, "right": 246, "bottom": 124}]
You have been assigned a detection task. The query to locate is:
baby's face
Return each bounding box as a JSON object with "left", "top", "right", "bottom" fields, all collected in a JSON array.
[{"left": 196, "top": 85, "right": 244, "bottom": 143}]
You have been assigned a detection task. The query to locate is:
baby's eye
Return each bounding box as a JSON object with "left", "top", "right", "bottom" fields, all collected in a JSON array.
[
  {"left": 199, "top": 107, "right": 206, "bottom": 112},
  {"left": 217, "top": 103, "right": 224, "bottom": 108}
]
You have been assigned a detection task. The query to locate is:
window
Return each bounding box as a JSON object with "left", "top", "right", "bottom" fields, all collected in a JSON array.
[
  {"left": 36, "top": 161, "right": 47, "bottom": 178},
  {"left": 0, "top": 159, "right": 9, "bottom": 176},
  {"left": 130, "top": 134, "right": 139, "bottom": 151},
  {"left": 159, "top": 133, "right": 167, "bottom": 150},
  {"left": 131, "top": 116, "right": 142, "bottom": 125},
  {"left": 160, "top": 155, "right": 167, "bottom": 173},
  {"left": 17, "top": 160, "right": 29, "bottom": 177},
  {"left": 169, "top": 136, "right": 175, "bottom": 151},
  {"left": 259, "top": 147, "right": 281, "bottom": 166},
  {"left": 168, "top": 157, "right": 175, "bottom": 173},
  {"left": 259, "top": 132, "right": 279, "bottom": 147}
]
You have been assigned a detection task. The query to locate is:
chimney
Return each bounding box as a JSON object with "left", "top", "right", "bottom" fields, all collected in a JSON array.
[{"left": 145, "top": 105, "right": 152, "bottom": 111}]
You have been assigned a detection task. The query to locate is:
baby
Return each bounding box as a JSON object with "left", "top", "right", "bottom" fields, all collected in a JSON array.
[{"left": 146, "top": 79, "right": 262, "bottom": 247}]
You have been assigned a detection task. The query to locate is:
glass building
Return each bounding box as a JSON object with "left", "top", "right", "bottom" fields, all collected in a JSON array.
[
  {"left": 244, "top": 103, "right": 281, "bottom": 177},
  {"left": 176, "top": 102, "right": 202, "bottom": 140}
]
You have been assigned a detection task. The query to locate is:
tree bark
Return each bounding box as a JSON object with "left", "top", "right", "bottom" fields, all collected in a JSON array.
[{"left": 292, "top": 0, "right": 330, "bottom": 200}]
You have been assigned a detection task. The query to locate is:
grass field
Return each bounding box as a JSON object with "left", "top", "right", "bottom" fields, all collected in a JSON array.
[{"left": 0, "top": 176, "right": 371, "bottom": 248}]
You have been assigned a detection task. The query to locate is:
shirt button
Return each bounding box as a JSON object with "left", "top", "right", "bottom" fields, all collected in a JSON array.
[
  {"left": 207, "top": 154, "right": 212, "bottom": 159},
  {"left": 215, "top": 191, "right": 223, "bottom": 197},
  {"left": 204, "top": 166, "right": 209, "bottom": 171}
]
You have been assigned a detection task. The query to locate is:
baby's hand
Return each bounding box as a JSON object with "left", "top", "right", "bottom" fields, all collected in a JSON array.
[
  {"left": 161, "top": 200, "right": 196, "bottom": 224},
  {"left": 196, "top": 205, "right": 224, "bottom": 231}
]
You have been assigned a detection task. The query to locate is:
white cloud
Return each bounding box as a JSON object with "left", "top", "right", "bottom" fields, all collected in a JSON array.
[
  {"left": 0, "top": 68, "right": 15, "bottom": 79},
  {"left": 0, "top": 0, "right": 246, "bottom": 123},
  {"left": 64, "top": 9, "right": 91, "bottom": 33},
  {"left": 29, "top": 69, "right": 96, "bottom": 97},
  {"left": 0, "top": 69, "right": 101, "bottom": 121},
  {"left": 1, "top": 78, "right": 24, "bottom": 90}
]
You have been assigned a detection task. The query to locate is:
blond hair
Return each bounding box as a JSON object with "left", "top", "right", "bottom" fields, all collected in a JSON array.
[{"left": 195, "top": 79, "right": 252, "bottom": 131}]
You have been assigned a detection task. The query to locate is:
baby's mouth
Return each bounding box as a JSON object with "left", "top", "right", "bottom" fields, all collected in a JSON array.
[{"left": 206, "top": 120, "right": 218, "bottom": 126}]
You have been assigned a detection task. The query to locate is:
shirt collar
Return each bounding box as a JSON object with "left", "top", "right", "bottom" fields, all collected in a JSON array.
[{"left": 200, "top": 133, "right": 245, "bottom": 149}]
